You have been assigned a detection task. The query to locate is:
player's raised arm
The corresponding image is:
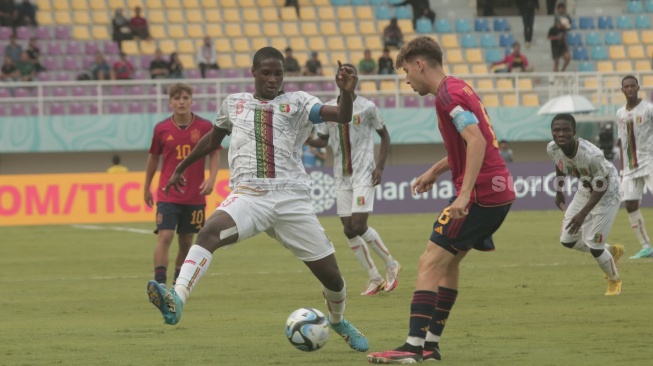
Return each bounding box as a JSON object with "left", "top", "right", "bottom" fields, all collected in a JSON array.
[{"left": 320, "top": 61, "right": 357, "bottom": 124}]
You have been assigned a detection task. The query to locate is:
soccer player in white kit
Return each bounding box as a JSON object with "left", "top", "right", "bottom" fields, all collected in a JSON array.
[
  {"left": 616, "top": 75, "right": 653, "bottom": 259},
  {"left": 308, "top": 64, "right": 400, "bottom": 296},
  {"left": 547, "top": 114, "right": 623, "bottom": 295},
  {"left": 145, "top": 47, "right": 369, "bottom": 352}
]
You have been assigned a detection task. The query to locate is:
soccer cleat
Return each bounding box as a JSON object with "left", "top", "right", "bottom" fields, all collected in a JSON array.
[
  {"left": 385, "top": 262, "right": 401, "bottom": 292},
  {"left": 367, "top": 343, "right": 423, "bottom": 364},
  {"left": 423, "top": 341, "right": 441, "bottom": 362},
  {"left": 361, "top": 277, "right": 386, "bottom": 296},
  {"left": 605, "top": 279, "right": 622, "bottom": 296},
  {"left": 147, "top": 280, "right": 183, "bottom": 325},
  {"left": 629, "top": 246, "right": 653, "bottom": 259},
  {"left": 604, "top": 244, "right": 625, "bottom": 279},
  {"left": 328, "top": 317, "right": 369, "bottom": 352}
]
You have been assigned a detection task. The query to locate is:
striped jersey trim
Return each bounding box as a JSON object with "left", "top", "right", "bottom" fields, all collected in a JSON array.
[
  {"left": 626, "top": 119, "right": 638, "bottom": 169},
  {"left": 254, "top": 105, "right": 276, "bottom": 178},
  {"left": 338, "top": 124, "right": 353, "bottom": 176}
]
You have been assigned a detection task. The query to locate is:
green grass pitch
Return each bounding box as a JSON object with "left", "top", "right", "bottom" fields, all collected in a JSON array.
[{"left": 1, "top": 209, "right": 652, "bottom": 366}]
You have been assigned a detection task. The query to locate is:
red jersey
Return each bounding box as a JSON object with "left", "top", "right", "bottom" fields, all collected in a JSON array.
[
  {"left": 434, "top": 77, "right": 515, "bottom": 206},
  {"left": 148, "top": 114, "right": 216, "bottom": 205}
]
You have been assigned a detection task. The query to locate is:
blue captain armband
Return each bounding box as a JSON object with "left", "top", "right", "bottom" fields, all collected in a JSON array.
[
  {"left": 450, "top": 107, "right": 479, "bottom": 133},
  {"left": 309, "top": 104, "right": 325, "bottom": 124}
]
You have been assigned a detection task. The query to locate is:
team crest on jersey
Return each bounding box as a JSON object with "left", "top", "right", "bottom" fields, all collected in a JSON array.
[
  {"left": 352, "top": 115, "right": 361, "bottom": 125},
  {"left": 236, "top": 100, "right": 245, "bottom": 115},
  {"left": 190, "top": 129, "right": 201, "bottom": 143},
  {"left": 593, "top": 233, "right": 603, "bottom": 243},
  {"left": 357, "top": 196, "right": 365, "bottom": 206},
  {"left": 279, "top": 103, "right": 290, "bottom": 113}
]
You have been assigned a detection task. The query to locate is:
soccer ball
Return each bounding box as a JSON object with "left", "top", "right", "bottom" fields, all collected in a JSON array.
[{"left": 285, "top": 308, "right": 330, "bottom": 352}]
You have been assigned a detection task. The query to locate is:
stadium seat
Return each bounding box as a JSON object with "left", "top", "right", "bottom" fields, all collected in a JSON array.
[
  {"left": 579, "top": 17, "right": 595, "bottom": 30},
  {"left": 622, "top": 30, "right": 640, "bottom": 45},
  {"left": 452, "top": 64, "right": 469, "bottom": 75},
  {"left": 282, "top": 23, "right": 300, "bottom": 37},
  {"left": 474, "top": 18, "right": 490, "bottom": 32},
  {"left": 168, "top": 11, "right": 185, "bottom": 23},
  {"left": 416, "top": 18, "right": 433, "bottom": 33},
  {"left": 336, "top": 6, "right": 356, "bottom": 21},
  {"left": 375, "top": 6, "right": 392, "bottom": 20},
  {"left": 340, "top": 21, "right": 358, "bottom": 36},
  {"left": 604, "top": 32, "right": 622, "bottom": 45},
  {"left": 642, "top": 30, "right": 653, "bottom": 43},
  {"left": 517, "top": 78, "right": 533, "bottom": 91},
  {"left": 609, "top": 45, "right": 626, "bottom": 59},
  {"left": 359, "top": 81, "right": 377, "bottom": 92},
  {"left": 149, "top": 10, "right": 166, "bottom": 23},
  {"left": 244, "top": 24, "right": 261, "bottom": 37},
  {"left": 91, "top": 26, "right": 110, "bottom": 40},
  {"left": 66, "top": 41, "right": 82, "bottom": 54},
  {"left": 438, "top": 34, "right": 456, "bottom": 48},
  {"left": 643, "top": 74, "right": 653, "bottom": 86},
  {"left": 223, "top": 9, "right": 240, "bottom": 23},
  {"left": 635, "top": 60, "right": 650, "bottom": 71},
  {"left": 483, "top": 94, "right": 499, "bottom": 107},
  {"left": 484, "top": 48, "right": 502, "bottom": 63},
  {"left": 404, "top": 96, "right": 420, "bottom": 108},
  {"left": 616, "top": 15, "right": 633, "bottom": 29},
  {"left": 460, "top": 34, "right": 478, "bottom": 48},
  {"left": 480, "top": 34, "right": 497, "bottom": 48},
  {"left": 573, "top": 47, "right": 589, "bottom": 60},
  {"left": 167, "top": 25, "right": 185, "bottom": 39},
  {"left": 455, "top": 19, "right": 473, "bottom": 33},
  {"left": 466, "top": 49, "right": 483, "bottom": 63},
  {"left": 616, "top": 60, "right": 633, "bottom": 72},
  {"left": 471, "top": 64, "right": 489, "bottom": 74},
  {"left": 591, "top": 46, "right": 608, "bottom": 60},
  {"left": 598, "top": 16, "right": 614, "bottom": 30},
  {"left": 394, "top": 6, "right": 412, "bottom": 19},
  {"left": 499, "top": 33, "right": 514, "bottom": 47},
  {"left": 493, "top": 18, "right": 510, "bottom": 31},
  {"left": 627, "top": 45, "right": 645, "bottom": 58},
  {"left": 502, "top": 94, "right": 517, "bottom": 107},
  {"left": 365, "top": 35, "right": 383, "bottom": 51},
  {"left": 522, "top": 93, "right": 539, "bottom": 107},
  {"left": 567, "top": 32, "right": 582, "bottom": 46},
  {"left": 384, "top": 96, "right": 397, "bottom": 108},
  {"left": 91, "top": 11, "right": 110, "bottom": 24},
  {"left": 629, "top": 1, "right": 645, "bottom": 13},
  {"left": 435, "top": 19, "right": 453, "bottom": 33},
  {"left": 635, "top": 14, "right": 652, "bottom": 29},
  {"left": 346, "top": 36, "right": 364, "bottom": 50},
  {"left": 359, "top": 21, "right": 376, "bottom": 35},
  {"left": 73, "top": 26, "right": 91, "bottom": 40},
  {"left": 585, "top": 32, "right": 602, "bottom": 46},
  {"left": 327, "top": 36, "right": 345, "bottom": 51},
  {"left": 150, "top": 25, "right": 166, "bottom": 38},
  {"left": 497, "top": 79, "right": 513, "bottom": 91},
  {"left": 597, "top": 61, "right": 614, "bottom": 72},
  {"left": 205, "top": 9, "right": 222, "bottom": 22},
  {"left": 476, "top": 79, "right": 493, "bottom": 91}
]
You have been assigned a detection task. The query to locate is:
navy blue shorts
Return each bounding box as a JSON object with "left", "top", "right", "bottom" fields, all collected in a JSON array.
[
  {"left": 155, "top": 202, "right": 206, "bottom": 234},
  {"left": 430, "top": 197, "right": 511, "bottom": 255}
]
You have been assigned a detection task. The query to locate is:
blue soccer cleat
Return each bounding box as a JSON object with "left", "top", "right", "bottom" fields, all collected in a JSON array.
[
  {"left": 147, "top": 280, "right": 183, "bottom": 325},
  {"left": 328, "top": 317, "right": 369, "bottom": 352}
]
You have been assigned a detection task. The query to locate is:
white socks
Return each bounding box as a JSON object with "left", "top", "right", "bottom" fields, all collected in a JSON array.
[
  {"left": 425, "top": 331, "right": 441, "bottom": 343},
  {"left": 406, "top": 336, "right": 426, "bottom": 347},
  {"left": 628, "top": 210, "right": 651, "bottom": 248},
  {"left": 173, "top": 245, "right": 213, "bottom": 304},
  {"left": 347, "top": 236, "right": 381, "bottom": 280},
  {"left": 362, "top": 227, "right": 396, "bottom": 268},
  {"left": 595, "top": 249, "right": 619, "bottom": 280},
  {"left": 323, "top": 280, "right": 347, "bottom": 324}
]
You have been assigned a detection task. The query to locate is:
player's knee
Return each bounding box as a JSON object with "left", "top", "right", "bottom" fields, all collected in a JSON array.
[
  {"left": 196, "top": 222, "right": 238, "bottom": 252},
  {"left": 590, "top": 248, "right": 604, "bottom": 258},
  {"left": 342, "top": 226, "right": 357, "bottom": 239},
  {"left": 350, "top": 221, "right": 368, "bottom": 236},
  {"left": 624, "top": 200, "right": 639, "bottom": 212},
  {"left": 561, "top": 241, "right": 576, "bottom": 249}
]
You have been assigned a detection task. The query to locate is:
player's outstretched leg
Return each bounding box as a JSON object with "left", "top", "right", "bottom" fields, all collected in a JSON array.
[
  {"left": 328, "top": 316, "right": 369, "bottom": 352},
  {"left": 361, "top": 227, "right": 401, "bottom": 292},
  {"left": 603, "top": 244, "right": 624, "bottom": 279},
  {"left": 147, "top": 281, "right": 184, "bottom": 325}
]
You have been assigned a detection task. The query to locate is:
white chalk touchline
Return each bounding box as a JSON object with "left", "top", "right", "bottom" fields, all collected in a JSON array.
[{"left": 72, "top": 224, "right": 153, "bottom": 235}]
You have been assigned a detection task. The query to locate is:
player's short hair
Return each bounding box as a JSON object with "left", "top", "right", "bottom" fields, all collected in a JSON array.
[
  {"left": 551, "top": 113, "right": 576, "bottom": 131},
  {"left": 168, "top": 83, "right": 193, "bottom": 99},
  {"left": 252, "top": 47, "right": 284, "bottom": 68},
  {"left": 622, "top": 74, "right": 638, "bottom": 86},
  {"left": 395, "top": 36, "right": 443, "bottom": 69}
]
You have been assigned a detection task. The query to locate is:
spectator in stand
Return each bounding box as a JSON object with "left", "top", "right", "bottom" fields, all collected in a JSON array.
[
  {"left": 358, "top": 49, "right": 376, "bottom": 76},
  {"left": 197, "top": 36, "right": 219, "bottom": 78},
  {"left": 393, "top": 0, "right": 435, "bottom": 31},
  {"left": 303, "top": 51, "right": 323, "bottom": 76},
  {"left": 150, "top": 48, "right": 169, "bottom": 79},
  {"left": 26, "top": 37, "right": 44, "bottom": 73},
  {"left": 112, "top": 9, "right": 132, "bottom": 51},
  {"left": 16, "top": 51, "right": 34, "bottom": 81},
  {"left": 383, "top": 18, "right": 404, "bottom": 49},
  {"left": 1, "top": 55, "right": 19, "bottom": 82},
  {"left": 169, "top": 52, "right": 184, "bottom": 79},
  {"left": 483, "top": 0, "right": 496, "bottom": 16},
  {"left": 16, "top": 0, "right": 36, "bottom": 27},
  {"left": 0, "top": 0, "right": 16, "bottom": 28},
  {"left": 554, "top": 2, "right": 572, "bottom": 31},
  {"left": 113, "top": 51, "right": 134, "bottom": 80},
  {"left": 378, "top": 47, "right": 395, "bottom": 75},
  {"left": 516, "top": 0, "right": 538, "bottom": 48},
  {"left": 107, "top": 154, "right": 129, "bottom": 173},
  {"left": 284, "top": 0, "right": 300, "bottom": 18},
  {"left": 130, "top": 6, "right": 150, "bottom": 40},
  {"left": 548, "top": 19, "right": 571, "bottom": 72},
  {"left": 284, "top": 47, "right": 301, "bottom": 76},
  {"left": 546, "top": 0, "right": 556, "bottom": 15},
  {"left": 499, "top": 140, "right": 514, "bottom": 163},
  {"left": 77, "top": 51, "right": 114, "bottom": 81},
  {"left": 491, "top": 42, "right": 534, "bottom": 73},
  {"left": 4, "top": 34, "right": 22, "bottom": 64}
]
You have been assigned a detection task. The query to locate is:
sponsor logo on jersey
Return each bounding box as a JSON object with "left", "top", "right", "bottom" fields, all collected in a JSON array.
[
  {"left": 279, "top": 103, "right": 290, "bottom": 112},
  {"left": 434, "top": 226, "right": 443, "bottom": 234},
  {"left": 357, "top": 196, "right": 365, "bottom": 206},
  {"left": 166, "top": 135, "right": 174, "bottom": 141},
  {"left": 190, "top": 128, "right": 201, "bottom": 143}
]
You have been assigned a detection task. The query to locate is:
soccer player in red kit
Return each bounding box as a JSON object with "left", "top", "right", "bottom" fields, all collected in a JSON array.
[
  {"left": 367, "top": 36, "right": 515, "bottom": 364},
  {"left": 144, "top": 83, "right": 221, "bottom": 288}
]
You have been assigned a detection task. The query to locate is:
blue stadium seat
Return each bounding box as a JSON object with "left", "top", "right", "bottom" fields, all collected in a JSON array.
[
  {"left": 484, "top": 48, "right": 502, "bottom": 63},
  {"left": 350, "top": 0, "right": 367, "bottom": 5},
  {"left": 598, "top": 16, "right": 614, "bottom": 29},
  {"left": 330, "top": 0, "right": 350, "bottom": 6},
  {"left": 573, "top": 46, "right": 589, "bottom": 60},
  {"left": 646, "top": 0, "right": 653, "bottom": 13},
  {"left": 480, "top": 33, "right": 497, "bottom": 48},
  {"left": 504, "top": 47, "right": 511, "bottom": 56},
  {"left": 616, "top": 15, "right": 633, "bottom": 29},
  {"left": 635, "top": 14, "right": 652, "bottom": 29},
  {"left": 415, "top": 18, "right": 433, "bottom": 33},
  {"left": 499, "top": 33, "right": 514, "bottom": 47},
  {"left": 474, "top": 18, "right": 490, "bottom": 32},
  {"left": 455, "top": 19, "right": 473, "bottom": 33},
  {"left": 578, "top": 61, "right": 595, "bottom": 72},
  {"left": 604, "top": 31, "right": 622, "bottom": 45},
  {"left": 460, "top": 34, "right": 478, "bottom": 48},
  {"left": 368, "top": 0, "right": 384, "bottom": 4},
  {"left": 567, "top": 32, "right": 582, "bottom": 46},
  {"left": 435, "top": 19, "right": 452, "bottom": 33},
  {"left": 579, "top": 16, "right": 595, "bottom": 29},
  {"left": 395, "top": 6, "right": 412, "bottom": 19},
  {"left": 629, "top": 1, "right": 645, "bottom": 13},
  {"left": 375, "top": 6, "right": 392, "bottom": 19},
  {"left": 585, "top": 32, "right": 602, "bottom": 46},
  {"left": 493, "top": 18, "right": 510, "bottom": 31},
  {"left": 591, "top": 46, "right": 608, "bottom": 60}
]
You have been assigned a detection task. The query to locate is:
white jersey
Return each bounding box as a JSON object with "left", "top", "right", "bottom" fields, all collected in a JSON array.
[
  {"left": 616, "top": 99, "right": 653, "bottom": 178},
  {"left": 547, "top": 138, "right": 620, "bottom": 207},
  {"left": 316, "top": 96, "right": 385, "bottom": 189},
  {"left": 214, "top": 92, "right": 321, "bottom": 191}
]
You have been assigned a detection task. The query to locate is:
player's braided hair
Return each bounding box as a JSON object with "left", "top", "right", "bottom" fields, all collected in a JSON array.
[
  {"left": 395, "top": 36, "right": 443, "bottom": 70},
  {"left": 252, "top": 47, "right": 285, "bottom": 68}
]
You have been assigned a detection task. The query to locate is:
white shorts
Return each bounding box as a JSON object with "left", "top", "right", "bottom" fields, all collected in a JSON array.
[
  {"left": 336, "top": 186, "right": 376, "bottom": 217},
  {"left": 217, "top": 188, "right": 335, "bottom": 261},
  {"left": 560, "top": 194, "right": 619, "bottom": 249},
  {"left": 621, "top": 175, "right": 653, "bottom": 201}
]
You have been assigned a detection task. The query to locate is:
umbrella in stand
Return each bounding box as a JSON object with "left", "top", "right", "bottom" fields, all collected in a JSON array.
[{"left": 537, "top": 94, "right": 598, "bottom": 115}]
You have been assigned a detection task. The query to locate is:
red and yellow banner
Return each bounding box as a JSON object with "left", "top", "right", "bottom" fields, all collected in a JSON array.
[{"left": 0, "top": 170, "right": 232, "bottom": 226}]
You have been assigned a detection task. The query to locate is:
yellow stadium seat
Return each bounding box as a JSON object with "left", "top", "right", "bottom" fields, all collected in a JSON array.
[
  {"left": 188, "top": 24, "right": 205, "bottom": 38},
  {"left": 295, "top": 52, "right": 308, "bottom": 68},
  {"left": 400, "top": 82, "right": 413, "bottom": 92},
  {"left": 205, "top": 9, "right": 222, "bottom": 22},
  {"left": 178, "top": 54, "right": 195, "bottom": 69},
  {"left": 483, "top": 94, "right": 500, "bottom": 107},
  {"left": 126, "top": 0, "right": 141, "bottom": 8},
  {"left": 201, "top": 0, "right": 218, "bottom": 7},
  {"left": 290, "top": 36, "right": 308, "bottom": 52},
  {"left": 139, "top": 41, "right": 155, "bottom": 55},
  {"left": 609, "top": 45, "right": 626, "bottom": 60},
  {"left": 220, "top": 0, "right": 237, "bottom": 6},
  {"left": 73, "top": 26, "right": 91, "bottom": 40},
  {"left": 642, "top": 30, "right": 653, "bottom": 44},
  {"left": 320, "top": 22, "right": 338, "bottom": 36},
  {"left": 465, "top": 49, "right": 483, "bottom": 63},
  {"left": 53, "top": 0, "right": 69, "bottom": 11},
  {"left": 159, "top": 40, "right": 176, "bottom": 54},
  {"left": 396, "top": 19, "right": 414, "bottom": 35},
  {"left": 359, "top": 21, "right": 376, "bottom": 35},
  {"left": 235, "top": 54, "right": 251, "bottom": 68},
  {"left": 178, "top": 40, "right": 195, "bottom": 54},
  {"left": 263, "top": 23, "right": 281, "bottom": 37},
  {"left": 336, "top": 6, "right": 355, "bottom": 21},
  {"left": 453, "top": 65, "right": 469, "bottom": 75},
  {"left": 244, "top": 24, "right": 261, "bottom": 37},
  {"left": 73, "top": 11, "right": 92, "bottom": 25},
  {"left": 497, "top": 79, "right": 513, "bottom": 90},
  {"left": 280, "top": 7, "right": 298, "bottom": 21},
  {"left": 446, "top": 49, "right": 464, "bottom": 63},
  {"left": 150, "top": 25, "right": 167, "bottom": 38},
  {"left": 360, "top": 81, "right": 378, "bottom": 92},
  {"left": 185, "top": 0, "right": 200, "bottom": 8},
  {"left": 356, "top": 6, "right": 374, "bottom": 20},
  {"left": 301, "top": 23, "right": 319, "bottom": 37},
  {"left": 313, "top": 0, "right": 330, "bottom": 5},
  {"left": 37, "top": 12, "right": 54, "bottom": 25},
  {"left": 35, "top": 0, "right": 52, "bottom": 11},
  {"left": 223, "top": 9, "right": 240, "bottom": 22},
  {"left": 308, "top": 36, "right": 327, "bottom": 52},
  {"left": 597, "top": 61, "right": 614, "bottom": 72},
  {"left": 591, "top": 93, "right": 608, "bottom": 105},
  {"left": 215, "top": 39, "right": 231, "bottom": 52},
  {"left": 622, "top": 31, "right": 640, "bottom": 45},
  {"left": 164, "top": 0, "right": 181, "bottom": 8},
  {"left": 517, "top": 78, "right": 533, "bottom": 90},
  {"left": 282, "top": 23, "right": 300, "bottom": 37},
  {"left": 168, "top": 11, "right": 185, "bottom": 23},
  {"left": 239, "top": 0, "right": 256, "bottom": 6},
  {"left": 90, "top": 0, "right": 106, "bottom": 10},
  {"left": 605, "top": 76, "right": 620, "bottom": 88},
  {"left": 217, "top": 55, "right": 234, "bottom": 69},
  {"left": 346, "top": 36, "right": 364, "bottom": 51},
  {"left": 251, "top": 38, "right": 268, "bottom": 51},
  {"left": 471, "top": 64, "right": 489, "bottom": 75},
  {"left": 243, "top": 9, "right": 260, "bottom": 22},
  {"left": 628, "top": 45, "right": 645, "bottom": 59},
  {"left": 441, "top": 34, "right": 458, "bottom": 48},
  {"left": 340, "top": 21, "right": 358, "bottom": 36},
  {"left": 257, "top": 0, "right": 276, "bottom": 6},
  {"left": 225, "top": 24, "right": 242, "bottom": 37},
  {"left": 92, "top": 11, "right": 110, "bottom": 24},
  {"left": 168, "top": 25, "right": 185, "bottom": 39},
  {"left": 262, "top": 9, "right": 279, "bottom": 22},
  {"left": 522, "top": 93, "right": 539, "bottom": 107},
  {"left": 327, "top": 36, "right": 345, "bottom": 51},
  {"left": 616, "top": 61, "right": 633, "bottom": 72},
  {"left": 502, "top": 94, "right": 518, "bottom": 107},
  {"left": 54, "top": 11, "right": 72, "bottom": 25},
  {"left": 365, "top": 35, "right": 383, "bottom": 52},
  {"left": 269, "top": 37, "right": 288, "bottom": 51},
  {"left": 635, "top": 60, "right": 650, "bottom": 71},
  {"left": 647, "top": 45, "right": 653, "bottom": 58},
  {"left": 318, "top": 7, "right": 335, "bottom": 21},
  {"left": 146, "top": 0, "right": 163, "bottom": 9},
  {"left": 232, "top": 38, "right": 251, "bottom": 53},
  {"left": 122, "top": 41, "right": 139, "bottom": 55},
  {"left": 72, "top": 0, "right": 89, "bottom": 10},
  {"left": 476, "top": 79, "right": 493, "bottom": 91},
  {"left": 149, "top": 10, "right": 166, "bottom": 23},
  {"left": 186, "top": 10, "right": 203, "bottom": 22},
  {"left": 108, "top": 0, "right": 125, "bottom": 9},
  {"left": 643, "top": 75, "right": 653, "bottom": 87},
  {"left": 91, "top": 25, "right": 110, "bottom": 40},
  {"left": 583, "top": 77, "right": 598, "bottom": 89},
  {"left": 380, "top": 80, "right": 396, "bottom": 91},
  {"left": 299, "top": 7, "right": 317, "bottom": 21}
]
